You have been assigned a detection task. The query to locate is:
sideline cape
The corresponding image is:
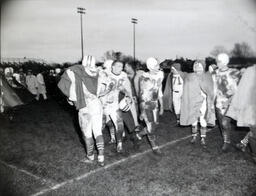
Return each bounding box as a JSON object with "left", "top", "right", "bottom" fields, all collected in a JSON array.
[
  {"left": 226, "top": 65, "right": 256, "bottom": 127},
  {"left": 179, "top": 72, "right": 215, "bottom": 126},
  {"left": 0, "top": 73, "right": 34, "bottom": 112},
  {"left": 163, "top": 72, "right": 173, "bottom": 111},
  {"left": 57, "top": 64, "right": 98, "bottom": 110}
]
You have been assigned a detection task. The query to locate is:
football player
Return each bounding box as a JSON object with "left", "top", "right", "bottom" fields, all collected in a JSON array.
[
  {"left": 100, "top": 60, "right": 133, "bottom": 153},
  {"left": 136, "top": 57, "right": 164, "bottom": 154}
]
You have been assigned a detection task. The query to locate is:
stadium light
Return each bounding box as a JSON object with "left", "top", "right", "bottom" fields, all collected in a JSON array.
[
  {"left": 131, "top": 18, "right": 138, "bottom": 67},
  {"left": 77, "top": 7, "right": 86, "bottom": 60}
]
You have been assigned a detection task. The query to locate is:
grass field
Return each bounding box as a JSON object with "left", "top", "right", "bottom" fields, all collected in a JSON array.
[{"left": 0, "top": 99, "right": 256, "bottom": 196}]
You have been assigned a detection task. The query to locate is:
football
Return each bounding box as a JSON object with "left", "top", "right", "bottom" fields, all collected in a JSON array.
[{"left": 119, "top": 97, "right": 131, "bottom": 112}]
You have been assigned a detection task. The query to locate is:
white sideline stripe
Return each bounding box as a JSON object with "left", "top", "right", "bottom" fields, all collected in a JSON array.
[
  {"left": 0, "top": 160, "right": 51, "bottom": 184},
  {"left": 31, "top": 133, "right": 196, "bottom": 196}
]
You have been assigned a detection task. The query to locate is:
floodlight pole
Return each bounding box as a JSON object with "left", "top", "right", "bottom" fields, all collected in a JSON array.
[
  {"left": 77, "top": 7, "right": 86, "bottom": 60},
  {"left": 131, "top": 18, "right": 138, "bottom": 67}
]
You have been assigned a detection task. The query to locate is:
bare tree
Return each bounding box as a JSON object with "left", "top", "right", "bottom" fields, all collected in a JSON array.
[
  {"left": 230, "top": 42, "right": 254, "bottom": 58},
  {"left": 103, "top": 50, "right": 116, "bottom": 61},
  {"left": 103, "top": 50, "right": 124, "bottom": 61}
]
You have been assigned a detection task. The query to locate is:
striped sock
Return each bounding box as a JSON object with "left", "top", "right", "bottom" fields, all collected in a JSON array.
[
  {"left": 85, "top": 138, "right": 94, "bottom": 157},
  {"left": 147, "top": 134, "right": 157, "bottom": 149},
  {"left": 241, "top": 138, "right": 249, "bottom": 146},
  {"left": 96, "top": 135, "right": 104, "bottom": 155},
  {"left": 200, "top": 127, "right": 207, "bottom": 138},
  {"left": 107, "top": 122, "right": 116, "bottom": 142}
]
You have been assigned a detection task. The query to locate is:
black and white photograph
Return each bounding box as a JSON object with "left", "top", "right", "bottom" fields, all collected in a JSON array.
[{"left": 0, "top": 0, "right": 256, "bottom": 195}]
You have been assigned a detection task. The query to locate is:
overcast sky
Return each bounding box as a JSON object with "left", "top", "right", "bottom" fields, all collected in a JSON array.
[{"left": 1, "top": 0, "right": 256, "bottom": 63}]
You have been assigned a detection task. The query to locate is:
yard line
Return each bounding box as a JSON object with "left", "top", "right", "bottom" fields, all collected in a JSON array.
[
  {"left": 31, "top": 131, "right": 208, "bottom": 196},
  {"left": 0, "top": 159, "right": 54, "bottom": 185}
]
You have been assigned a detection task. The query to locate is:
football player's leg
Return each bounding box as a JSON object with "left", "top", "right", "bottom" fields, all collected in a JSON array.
[
  {"left": 199, "top": 117, "right": 207, "bottom": 147},
  {"left": 199, "top": 99, "right": 207, "bottom": 146},
  {"left": 110, "top": 110, "right": 125, "bottom": 152},
  {"left": 191, "top": 120, "right": 199, "bottom": 144},
  {"left": 222, "top": 116, "right": 232, "bottom": 144},
  {"left": 173, "top": 92, "right": 181, "bottom": 123},
  {"left": 122, "top": 110, "right": 135, "bottom": 134},
  {"left": 236, "top": 131, "right": 252, "bottom": 152},
  {"left": 92, "top": 111, "right": 105, "bottom": 166},
  {"left": 106, "top": 117, "right": 116, "bottom": 144},
  {"left": 78, "top": 111, "right": 94, "bottom": 160},
  {"left": 130, "top": 101, "right": 139, "bottom": 127},
  {"left": 153, "top": 108, "right": 159, "bottom": 125},
  {"left": 176, "top": 92, "right": 183, "bottom": 123},
  {"left": 144, "top": 109, "right": 159, "bottom": 152},
  {"left": 249, "top": 127, "right": 256, "bottom": 162},
  {"left": 241, "top": 131, "right": 252, "bottom": 146},
  {"left": 43, "top": 92, "right": 47, "bottom": 100},
  {"left": 216, "top": 109, "right": 232, "bottom": 151}
]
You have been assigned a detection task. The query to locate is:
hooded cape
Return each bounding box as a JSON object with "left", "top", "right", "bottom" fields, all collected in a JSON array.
[
  {"left": 226, "top": 65, "right": 256, "bottom": 127},
  {"left": 0, "top": 73, "right": 33, "bottom": 112},
  {"left": 179, "top": 72, "right": 215, "bottom": 126},
  {"left": 163, "top": 72, "right": 173, "bottom": 111}
]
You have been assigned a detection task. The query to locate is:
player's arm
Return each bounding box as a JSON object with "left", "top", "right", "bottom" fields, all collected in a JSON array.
[
  {"left": 97, "top": 82, "right": 111, "bottom": 98},
  {"left": 158, "top": 83, "right": 164, "bottom": 115},
  {"left": 120, "top": 75, "right": 134, "bottom": 104},
  {"left": 97, "top": 71, "right": 113, "bottom": 98},
  {"left": 134, "top": 74, "right": 140, "bottom": 97},
  {"left": 66, "top": 69, "right": 77, "bottom": 105},
  {"left": 134, "top": 71, "right": 144, "bottom": 97},
  {"left": 123, "top": 76, "right": 133, "bottom": 97},
  {"left": 158, "top": 72, "right": 164, "bottom": 115}
]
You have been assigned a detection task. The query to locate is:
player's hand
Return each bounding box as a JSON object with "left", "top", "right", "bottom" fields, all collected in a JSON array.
[{"left": 125, "top": 96, "right": 132, "bottom": 104}]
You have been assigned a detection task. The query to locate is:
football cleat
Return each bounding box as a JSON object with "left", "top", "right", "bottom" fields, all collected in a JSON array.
[
  {"left": 97, "top": 155, "right": 105, "bottom": 167},
  {"left": 221, "top": 142, "right": 231, "bottom": 152},
  {"left": 136, "top": 127, "right": 148, "bottom": 140},
  {"left": 117, "top": 142, "right": 123, "bottom": 153},
  {"left": 235, "top": 142, "right": 246, "bottom": 152},
  {"left": 152, "top": 147, "right": 163, "bottom": 156},
  {"left": 190, "top": 136, "right": 197, "bottom": 144},
  {"left": 81, "top": 154, "right": 94, "bottom": 164},
  {"left": 98, "top": 160, "right": 105, "bottom": 167},
  {"left": 201, "top": 138, "right": 206, "bottom": 148}
]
